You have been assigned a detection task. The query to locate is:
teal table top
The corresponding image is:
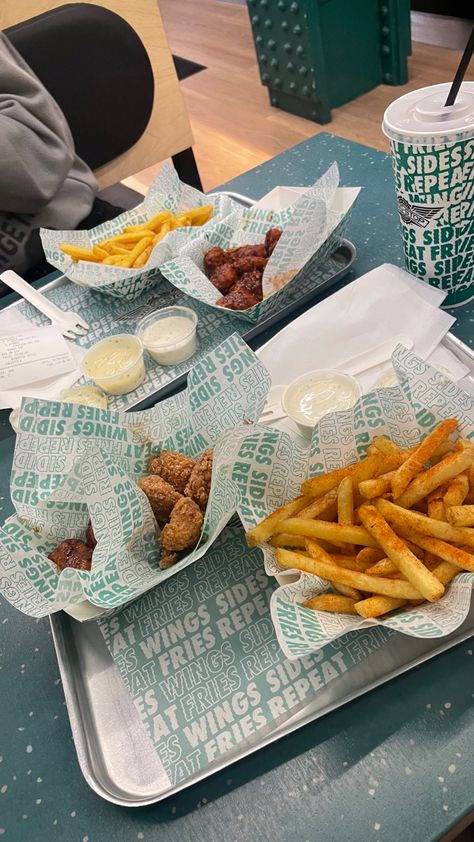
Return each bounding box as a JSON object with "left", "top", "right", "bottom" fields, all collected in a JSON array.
[{"left": 0, "top": 133, "right": 473, "bottom": 842}]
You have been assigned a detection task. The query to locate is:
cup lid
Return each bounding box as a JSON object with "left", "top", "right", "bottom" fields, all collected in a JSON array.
[{"left": 383, "top": 82, "right": 474, "bottom": 141}]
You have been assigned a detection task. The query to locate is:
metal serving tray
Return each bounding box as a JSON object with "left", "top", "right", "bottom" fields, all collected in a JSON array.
[
  {"left": 50, "top": 573, "right": 474, "bottom": 807},
  {"left": 48, "top": 328, "right": 474, "bottom": 806}
]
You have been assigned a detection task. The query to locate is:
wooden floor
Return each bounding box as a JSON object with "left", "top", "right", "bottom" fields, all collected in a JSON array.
[{"left": 131, "top": 0, "right": 464, "bottom": 192}]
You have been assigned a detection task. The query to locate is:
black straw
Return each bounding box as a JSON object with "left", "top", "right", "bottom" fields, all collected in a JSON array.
[{"left": 445, "top": 25, "right": 474, "bottom": 107}]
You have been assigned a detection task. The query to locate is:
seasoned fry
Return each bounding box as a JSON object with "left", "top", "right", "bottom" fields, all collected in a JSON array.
[
  {"left": 365, "top": 558, "right": 400, "bottom": 577},
  {"left": 278, "top": 518, "right": 380, "bottom": 548},
  {"left": 245, "top": 496, "right": 312, "bottom": 547},
  {"left": 356, "top": 547, "right": 385, "bottom": 567},
  {"left": 391, "top": 419, "right": 458, "bottom": 499},
  {"left": 375, "top": 498, "right": 474, "bottom": 549},
  {"left": 330, "top": 581, "right": 361, "bottom": 600},
  {"left": 122, "top": 236, "right": 153, "bottom": 269},
  {"left": 355, "top": 595, "right": 407, "bottom": 618},
  {"left": 444, "top": 472, "right": 469, "bottom": 507},
  {"left": 303, "top": 594, "right": 358, "bottom": 614},
  {"left": 298, "top": 488, "right": 338, "bottom": 520},
  {"left": 359, "top": 471, "right": 395, "bottom": 499},
  {"left": 446, "top": 505, "right": 474, "bottom": 527},
  {"left": 428, "top": 498, "right": 446, "bottom": 521},
  {"left": 301, "top": 453, "right": 383, "bottom": 497},
  {"left": 269, "top": 533, "right": 307, "bottom": 549},
  {"left": 125, "top": 210, "right": 172, "bottom": 232},
  {"left": 276, "top": 548, "right": 423, "bottom": 599},
  {"left": 371, "top": 436, "right": 401, "bottom": 456},
  {"left": 398, "top": 528, "right": 474, "bottom": 572},
  {"left": 337, "top": 477, "right": 354, "bottom": 525},
  {"left": 432, "top": 561, "right": 461, "bottom": 586},
  {"left": 359, "top": 505, "right": 444, "bottom": 602},
  {"left": 395, "top": 449, "right": 474, "bottom": 509}
]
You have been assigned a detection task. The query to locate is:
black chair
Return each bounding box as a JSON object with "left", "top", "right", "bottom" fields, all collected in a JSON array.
[{"left": 5, "top": 3, "right": 203, "bottom": 204}]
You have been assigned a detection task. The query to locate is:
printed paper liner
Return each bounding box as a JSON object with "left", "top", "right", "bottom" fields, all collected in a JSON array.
[
  {"left": 40, "top": 164, "right": 241, "bottom": 301},
  {"left": 160, "top": 163, "right": 359, "bottom": 322},
  {"left": 228, "top": 346, "right": 474, "bottom": 657},
  {"left": 0, "top": 335, "right": 271, "bottom": 617}
]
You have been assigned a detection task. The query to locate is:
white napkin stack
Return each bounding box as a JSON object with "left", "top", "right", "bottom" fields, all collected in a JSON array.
[{"left": 257, "top": 263, "right": 466, "bottom": 392}]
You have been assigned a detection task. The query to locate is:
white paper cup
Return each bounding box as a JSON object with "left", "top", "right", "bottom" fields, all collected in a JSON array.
[{"left": 383, "top": 82, "right": 474, "bottom": 307}]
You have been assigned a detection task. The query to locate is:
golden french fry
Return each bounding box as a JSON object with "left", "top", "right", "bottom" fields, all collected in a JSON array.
[
  {"left": 365, "top": 558, "right": 400, "bottom": 577},
  {"left": 93, "top": 245, "right": 109, "bottom": 259},
  {"left": 330, "top": 581, "right": 361, "bottom": 600},
  {"left": 303, "top": 594, "right": 358, "bottom": 614},
  {"left": 391, "top": 419, "right": 458, "bottom": 499},
  {"left": 124, "top": 210, "right": 172, "bottom": 233},
  {"left": 102, "top": 254, "right": 127, "bottom": 265},
  {"left": 446, "top": 504, "right": 474, "bottom": 527},
  {"left": 105, "top": 230, "right": 156, "bottom": 245},
  {"left": 444, "top": 473, "right": 470, "bottom": 507},
  {"left": 375, "top": 497, "right": 474, "bottom": 550},
  {"left": 152, "top": 221, "right": 171, "bottom": 246},
  {"left": 108, "top": 243, "right": 130, "bottom": 255},
  {"left": 432, "top": 561, "right": 461, "bottom": 586},
  {"left": 59, "top": 244, "right": 101, "bottom": 262},
  {"left": 268, "top": 533, "right": 307, "bottom": 549},
  {"left": 356, "top": 547, "right": 385, "bottom": 567},
  {"left": 395, "top": 449, "right": 474, "bottom": 509},
  {"left": 301, "top": 454, "right": 383, "bottom": 497},
  {"left": 186, "top": 204, "right": 213, "bottom": 224},
  {"left": 359, "top": 505, "right": 444, "bottom": 602},
  {"left": 371, "top": 436, "right": 401, "bottom": 456},
  {"left": 355, "top": 595, "right": 407, "bottom": 618},
  {"left": 402, "top": 528, "right": 474, "bottom": 572},
  {"left": 428, "top": 498, "right": 446, "bottom": 521},
  {"left": 276, "top": 548, "right": 423, "bottom": 599},
  {"left": 298, "top": 488, "right": 338, "bottom": 520},
  {"left": 121, "top": 236, "right": 153, "bottom": 269},
  {"left": 359, "top": 471, "right": 395, "bottom": 499},
  {"left": 338, "top": 476, "right": 354, "bottom": 525},
  {"left": 278, "top": 518, "right": 380, "bottom": 548},
  {"left": 133, "top": 241, "right": 154, "bottom": 269},
  {"left": 245, "top": 495, "right": 312, "bottom": 547}
]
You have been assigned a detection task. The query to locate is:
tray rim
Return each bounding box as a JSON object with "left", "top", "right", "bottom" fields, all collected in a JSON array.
[{"left": 50, "top": 578, "right": 474, "bottom": 807}]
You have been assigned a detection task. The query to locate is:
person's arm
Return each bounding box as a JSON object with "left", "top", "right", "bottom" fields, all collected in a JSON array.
[{"left": 0, "top": 33, "right": 76, "bottom": 214}]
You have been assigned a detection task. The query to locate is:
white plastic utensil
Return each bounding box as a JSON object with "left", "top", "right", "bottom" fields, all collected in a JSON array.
[{"left": 0, "top": 270, "right": 89, "bottom": 340}]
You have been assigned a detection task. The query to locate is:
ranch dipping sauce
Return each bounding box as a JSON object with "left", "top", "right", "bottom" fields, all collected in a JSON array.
[
  {"left": 283, "top": 369, "right": 361, "bottom": 432},
  {"left": 138, "top": 306, "right": 197, "bottom": 365},
  {"left": 82, "top": 334, "right": 145, "bottom": 395}
]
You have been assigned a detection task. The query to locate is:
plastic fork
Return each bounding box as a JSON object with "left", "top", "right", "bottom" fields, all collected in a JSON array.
[{"left": 0, "top": 270, "right": 89, "bottom": 340}]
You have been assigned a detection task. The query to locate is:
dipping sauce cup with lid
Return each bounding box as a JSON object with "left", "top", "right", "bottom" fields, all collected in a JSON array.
[
  {"left": 137, "top": 305, "right": 197, "bottom": 365},
  {"left": 282, "top": 369, "right": 361, "bottom": 435},
  {"left": 82, "top": 334, "right": 145, "bottom": 395}
]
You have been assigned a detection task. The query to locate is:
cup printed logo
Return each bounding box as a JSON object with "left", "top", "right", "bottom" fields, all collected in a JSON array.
[{"left": 397, "top": 196, "right": 443, "bottom": 229}]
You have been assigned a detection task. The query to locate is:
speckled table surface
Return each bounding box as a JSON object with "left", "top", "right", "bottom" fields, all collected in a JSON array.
[{"left": 0, "top": 133, "right": 473, "bottom": 842}]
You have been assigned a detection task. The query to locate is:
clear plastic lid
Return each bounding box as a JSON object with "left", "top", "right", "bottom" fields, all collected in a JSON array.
[{"left": 383, "top": 82, "right": 474, "bottom": 142}]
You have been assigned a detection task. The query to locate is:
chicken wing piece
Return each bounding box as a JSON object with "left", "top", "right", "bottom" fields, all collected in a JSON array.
[
  {"left": 49, "top": 539, "right": 93, "bottom": 572},
  {"left": 148, "top": 450, "right": 195, "bottom": 494},
  {"left": 203, "top": 246, "right": 231, "bottom": 277},
  {"left": 161, "top": 497, "right": 203, "bottom": 555},
  {"left": 265, "top": 227, "right": 282, "bottom": 256},
  {"left": 138, "top": 475, "right": 181, "bottom": 524},
  {"left": 237, "top": 271, "right": 263, "bottom": 298},
  {"left": 209, "top": 263, "right": 238, "bottom": 293},
  {"left": 160, "top": 550, "right": 179, "bottom": 570},
  {"left": 229, "top": 243, "right": 267, "bottom": 260},
  {"left": 216, "top": 284, "right": 260, "bottom": 310},
  {"left": 184, "top": 448, "right": 213, "bottom": 510},
  {"left": 232, "top": 255, "right": 267, "bottom": 276}
]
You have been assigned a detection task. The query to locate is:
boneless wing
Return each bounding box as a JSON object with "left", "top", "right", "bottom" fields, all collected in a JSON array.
[
  {"left": 148, "top": 450, "right": 195, "bottom": 494},
  {"left": 138, "top": 475, "right": 181, "bottom": 524},
  {"left": 161, "top": 497, "right": 203, "bottom": 554},
  {"left": 48, "top": 539, "right": 93, "bottom": 571},
  {"left": 184, "top": 448, "right": 214, "bottom": 510}
]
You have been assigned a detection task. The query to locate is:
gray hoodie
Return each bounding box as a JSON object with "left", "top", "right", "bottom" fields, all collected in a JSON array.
[{"left": 0, "top": 32, "right": 97, "bottom": 273}]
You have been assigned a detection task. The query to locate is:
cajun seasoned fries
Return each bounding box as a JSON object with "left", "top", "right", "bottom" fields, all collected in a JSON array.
[{"left": 246, "top": 420, "right": 474, "bottom": 620}]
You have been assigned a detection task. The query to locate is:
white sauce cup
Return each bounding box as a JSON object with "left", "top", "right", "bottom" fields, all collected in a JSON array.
[
  {"left": 137, "top": 306, "right": 197, "bottom": 365},
  {"left": 282, "top": 369, "right": 361, "bottom": 435}
]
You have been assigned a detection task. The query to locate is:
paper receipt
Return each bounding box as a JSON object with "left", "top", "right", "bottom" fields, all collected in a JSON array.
[{"left": 0, "top": 327, "right": 76, "bottom": 390}]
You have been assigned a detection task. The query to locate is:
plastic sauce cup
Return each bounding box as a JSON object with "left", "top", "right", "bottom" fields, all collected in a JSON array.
[
  {"left": 82, "top": 334, "right": 145, "bottom": 395},
  {"left": 383, "top": 81, "right": 474, "bottom": 307},
  {"left": 137, "top": 306, "right": 197, "bottom": 365},
  {"left": 282, "top": 369, "right": 361, "bottom": 435}
]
